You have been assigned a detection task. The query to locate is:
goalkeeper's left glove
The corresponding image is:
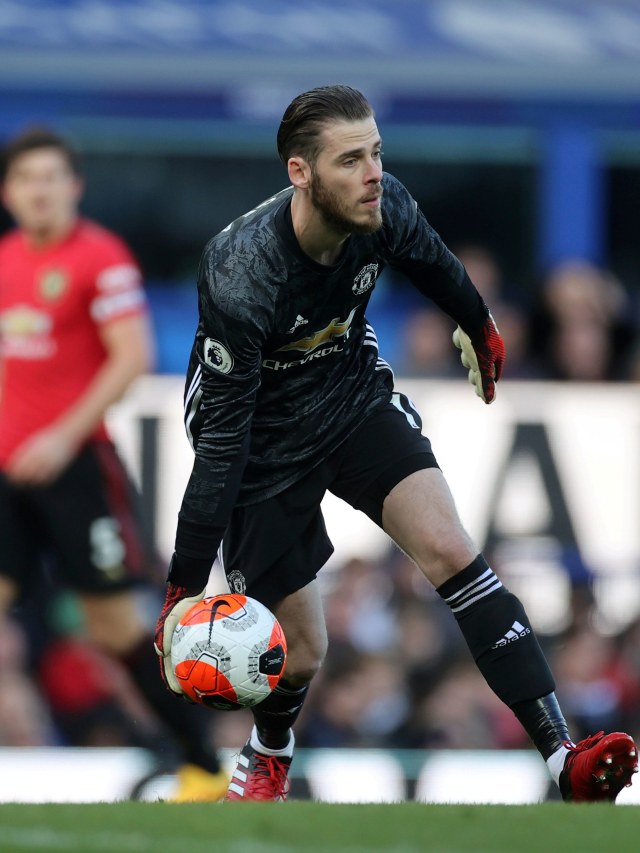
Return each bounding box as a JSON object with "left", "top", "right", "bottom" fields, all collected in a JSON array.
[
  {"left": 154, "top": 574, "right": 206, "bottom": 697},
  {"left": 452, "top": 313, "right": 505, "bottom": 404}
]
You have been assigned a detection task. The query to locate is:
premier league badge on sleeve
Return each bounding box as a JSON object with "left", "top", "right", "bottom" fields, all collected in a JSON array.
[{"left": 204, "top": 337, "right": 234, "bottom": 374}]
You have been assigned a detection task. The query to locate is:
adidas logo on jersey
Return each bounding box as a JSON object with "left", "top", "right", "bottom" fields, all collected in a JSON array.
[
  {"left": 492, "top": 620, "right": 531, "bottom": 649},
  {"left": 286, "top": 315, "right": 308, "bottom": 334}
]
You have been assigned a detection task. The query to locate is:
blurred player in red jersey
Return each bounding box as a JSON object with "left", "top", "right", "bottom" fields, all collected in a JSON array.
[{"left": 0, "top": 128, "right": 227, "bottom": 800}]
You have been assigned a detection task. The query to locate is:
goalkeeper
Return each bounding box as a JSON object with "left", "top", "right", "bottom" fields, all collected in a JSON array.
[{"left": 156, "top": 85, "right": 637, "bottom": 804}]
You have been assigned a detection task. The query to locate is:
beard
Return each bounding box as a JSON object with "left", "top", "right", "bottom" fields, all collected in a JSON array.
[{"left": 309, "top": 170, "right": 383, "bottom": 236}]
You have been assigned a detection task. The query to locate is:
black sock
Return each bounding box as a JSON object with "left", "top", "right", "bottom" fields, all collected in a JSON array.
[
  {"left": 511, "top": 693, "right": 570, "bottom": 760},
  {"left": 252, "top": 678, "right": 309, "bottom": 751},
  {"left": 437, "top": 555, "right": 564, "bottom": 756},
  {"left": 119, "top": 635, "right": 221, "bottom": 774}
]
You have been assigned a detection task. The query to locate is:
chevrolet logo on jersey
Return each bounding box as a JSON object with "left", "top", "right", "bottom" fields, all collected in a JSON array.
[
  {"left": 275, "top": 308, "right": 357, "bottom": 354},
  {"left": 263, "top": 308, "right": 357, "bottom": 371}
]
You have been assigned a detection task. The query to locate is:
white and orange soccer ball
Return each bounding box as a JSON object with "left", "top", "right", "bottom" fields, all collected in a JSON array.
[{"left": 171, "top": 594, "right": 287, "bottom": 710}]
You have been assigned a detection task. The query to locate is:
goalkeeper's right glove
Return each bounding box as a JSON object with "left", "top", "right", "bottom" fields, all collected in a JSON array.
[
  {"left": 452, "top": 313, "right": 505, "bottom": 404},
  {"left": 154, "top": 578, "right": 206, "bottom": 697}
]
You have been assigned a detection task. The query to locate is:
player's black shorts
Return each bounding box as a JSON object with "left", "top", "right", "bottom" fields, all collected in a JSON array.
[
  {"left": 0, "top": 440, "right": 157, "bottom": 595},
  {"left": 220, "top": 392, "right": 439, "bottom": 608}
]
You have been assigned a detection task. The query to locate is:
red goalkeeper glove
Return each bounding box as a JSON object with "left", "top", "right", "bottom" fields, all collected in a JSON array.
[
  {"left": 154, "top": 580, "right": 206, "bottom": 696},
  {"left": 452, "top": 313, "right": 506, "bottom": 404}
]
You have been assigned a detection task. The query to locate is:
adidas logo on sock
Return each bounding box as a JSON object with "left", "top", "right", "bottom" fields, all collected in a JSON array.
[{"left": 492, "top": 620, "right": 531, "bottom": 649}]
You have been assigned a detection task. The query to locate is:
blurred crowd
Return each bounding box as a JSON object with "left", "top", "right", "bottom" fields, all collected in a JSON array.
[
  {"left": 1, "top": 244, "right": 640, "bottom": 777},
  {"left": 296, "top": 553, "right": 640, "bottom": 755},
  {"left": 2, "top": 545, "right": 640, "bottom": 778},
  {"left": 394, "top": 247, "right": 640, "bottom": 384}
]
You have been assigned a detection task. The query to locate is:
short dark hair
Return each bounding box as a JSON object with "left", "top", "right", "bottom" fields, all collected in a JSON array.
[
  {"left": 277, "top": 85, "right": 374, "bottom": 166},
  {"left": 1, "top": 127, "right": 81, "bottom": 182}
]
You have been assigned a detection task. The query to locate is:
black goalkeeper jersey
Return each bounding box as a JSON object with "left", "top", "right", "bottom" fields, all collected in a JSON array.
[{"left": 176, "top": 172, "right": 488, "bottom": 564}]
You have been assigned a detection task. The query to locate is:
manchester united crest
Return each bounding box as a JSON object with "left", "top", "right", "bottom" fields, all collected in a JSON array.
[
  {"left": 39, "top": 269, "right": 68, "bottom": 301},
  {"left": 227, "top": 569, "right": 247, "bottom": 595},
  {"left": 352, "top": 263, "right": 378, "bottom": 295}
]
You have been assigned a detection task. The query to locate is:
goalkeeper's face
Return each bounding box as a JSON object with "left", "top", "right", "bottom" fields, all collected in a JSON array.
[
  {"left": 1, "top": 147, "right": 83, "bottom": 243},
  {"left": 308, "top": 117, "right": 384, "bottom": 237}
]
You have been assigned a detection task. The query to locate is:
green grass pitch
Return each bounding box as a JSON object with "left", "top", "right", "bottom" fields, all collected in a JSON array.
[{"left": 0, "top": 801, "right": 637, "bottom": 853}]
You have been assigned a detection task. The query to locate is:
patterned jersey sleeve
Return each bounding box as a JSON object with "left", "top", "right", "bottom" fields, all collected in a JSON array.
[
  {"left": 174, "top": 238, "right": 273, "bottom": 574},
  {"left": 88, "top": 229, "right": 147, "bottom": 326},
  {"left": 381, "top": 174, "right": 489, "bottom": 332}
]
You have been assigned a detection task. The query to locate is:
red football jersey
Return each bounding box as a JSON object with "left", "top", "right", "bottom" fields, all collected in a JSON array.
[{"left": 0, "top": 218, "right": 147, "bottom": 466}]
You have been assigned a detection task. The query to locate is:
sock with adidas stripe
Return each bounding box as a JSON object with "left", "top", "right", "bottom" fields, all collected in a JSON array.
[{"left": 436, "top": 554, "right": 565, "bottom": 758}]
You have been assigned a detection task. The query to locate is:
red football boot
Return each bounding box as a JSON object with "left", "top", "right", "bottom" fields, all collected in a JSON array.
[
  {"left": 225, "top": 739, "right": 292, "bottom": 802},
  {"left": 560, "top": 731, "right": 638, "bottom": 803}
]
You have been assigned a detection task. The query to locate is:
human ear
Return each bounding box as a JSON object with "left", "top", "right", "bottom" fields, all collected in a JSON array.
[{"left": 288, "top": 157, "right": 311, "bottom": 189}]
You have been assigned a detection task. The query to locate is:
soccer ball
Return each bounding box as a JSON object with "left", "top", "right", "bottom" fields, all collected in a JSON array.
[{"left": 171, "top": 594, "right": 287, "bottom": 710}]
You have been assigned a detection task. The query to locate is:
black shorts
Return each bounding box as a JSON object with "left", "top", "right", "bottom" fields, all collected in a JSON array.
[
  {"left": 0, "top": 440, "right": 158, "bottom": 595},
  {"left": 220, "top": 392, "right": 439, "bottom": 608}
]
